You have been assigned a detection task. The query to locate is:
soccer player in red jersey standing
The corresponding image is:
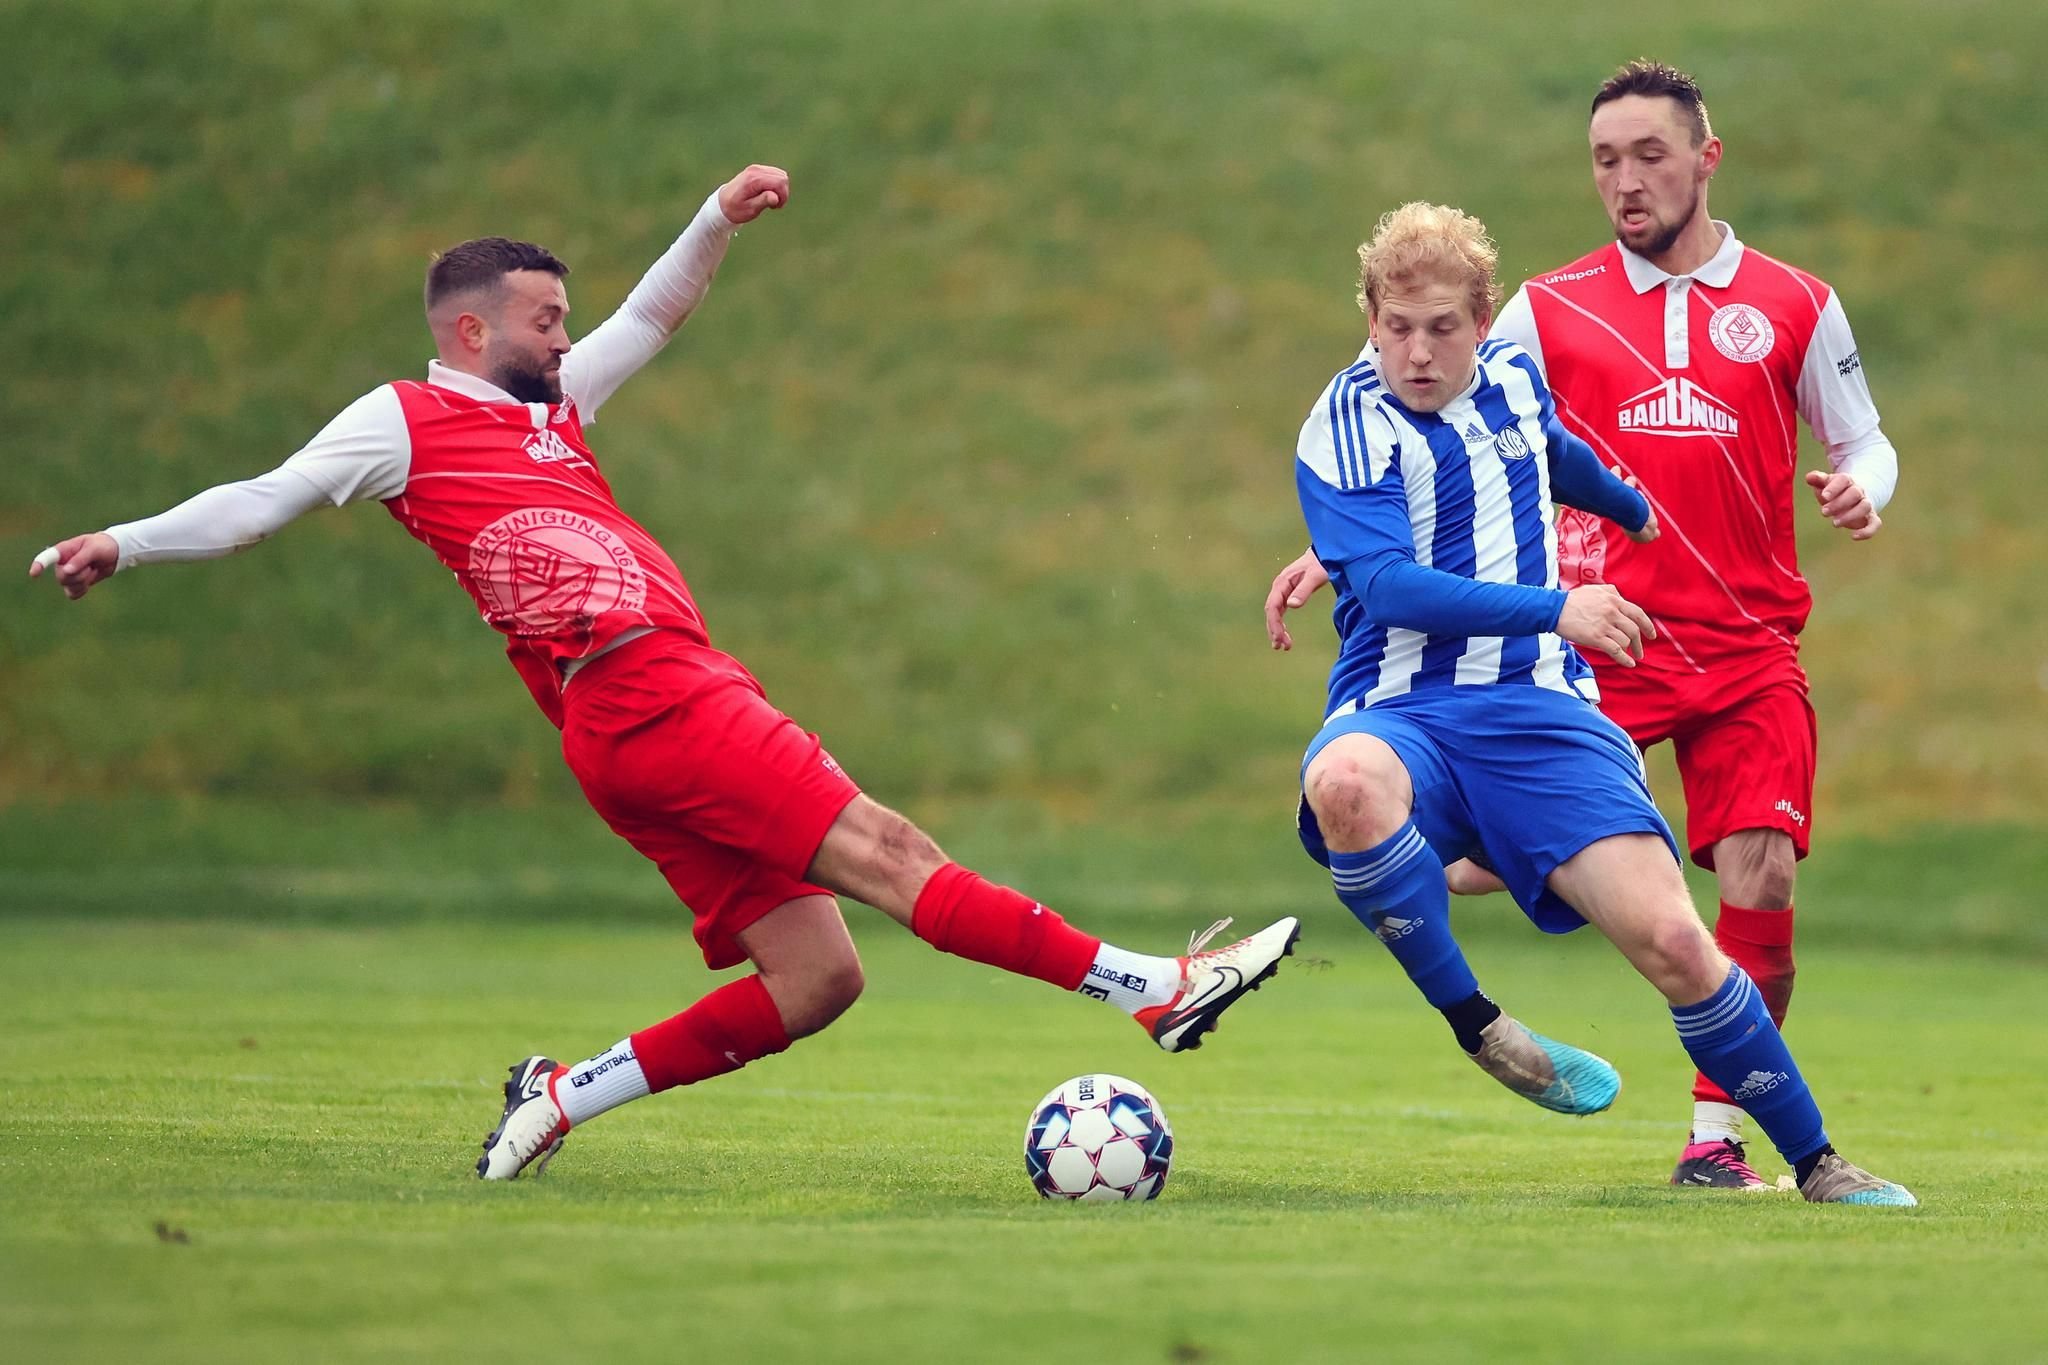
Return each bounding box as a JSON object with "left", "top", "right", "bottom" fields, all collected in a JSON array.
[
  {"left": 31, "top": 163, "right": 1300, "bottom": 1181},
  {"left": 1266, "top": 62, "right": 1900, "bottom": 1189}
]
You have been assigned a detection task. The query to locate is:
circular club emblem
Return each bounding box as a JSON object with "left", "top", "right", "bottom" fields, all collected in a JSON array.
[
  {"left": 468, "top": 508, "right": 646, "bottom": 633},
  {"left": 1707, "top": 303, "right": 1775, "bottom": 363}
]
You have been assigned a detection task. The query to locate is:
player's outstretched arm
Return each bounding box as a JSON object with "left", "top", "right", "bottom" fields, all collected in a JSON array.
[
  {"left": 562, "top": 165, "right": 790, "bottom": 419},
  {"left": 1264, "top": 548, "right": 1330, "bottom": 651},
  {"left": 28, "top": 466, "right": 335, "bottom": 602}
]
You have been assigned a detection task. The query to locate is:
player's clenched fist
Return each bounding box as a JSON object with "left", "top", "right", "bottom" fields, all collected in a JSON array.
[
  {"left": 1804, "top": 469, "right": 1881, "bottom": 540},
  {"left": 27, "top": 532, "right": 120, "bottom": 600},
  {"left": 1555, "top": 582, "right": 1657, "bottom": 667},
  {"left": 717, "top": 165, "right": 790, "bottom": 225}
]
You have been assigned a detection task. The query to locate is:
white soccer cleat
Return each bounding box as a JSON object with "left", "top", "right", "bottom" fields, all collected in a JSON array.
[
  {"left": 1136, "top": 916, "right": 1302, "bottom": 1053},
  {"left": 477, "top": 1055, "right": 572, "bottom": 1180}
]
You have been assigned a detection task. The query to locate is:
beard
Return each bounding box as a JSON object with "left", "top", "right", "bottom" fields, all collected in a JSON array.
[
  {"left": 490, "top": 349, "right": 562, "bottom": 404},
  {"left": 1617, "top": 184, "right": 1701, "bottom": 258}
]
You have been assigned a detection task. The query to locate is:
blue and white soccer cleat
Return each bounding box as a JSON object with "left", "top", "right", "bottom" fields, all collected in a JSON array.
[
  {"left": 1798, "top": 1152, "right": 1918, "bottom": 1207},
  {"left": 477, "top": 1055, "right": 572, "bottom": 1180},
  {"left": 1468, "top": 1014, "right": 1621, "bottom": 1115}
]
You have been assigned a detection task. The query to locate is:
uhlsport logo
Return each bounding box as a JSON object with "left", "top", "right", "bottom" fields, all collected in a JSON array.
[
  {"left": 1775, "top": 798, "right": 1808, "bottom": 828},
  {"left": 469, "top": 507, "right": 647, "bottom": 632},
  {"left": 1733, "top": 1069, "right": 1790, "bottom": 1101},
  {"left": 1615, "top": 376, "right": 1740, "bottom": 438},
  {"left": 1707, "top": 302, "right": 1776, "bottom": 363}
]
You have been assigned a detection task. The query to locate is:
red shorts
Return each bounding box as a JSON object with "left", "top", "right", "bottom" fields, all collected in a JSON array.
[
  {"left": 559, "top": 631, "right": 862, "bottom": 969},
  {"left": 1592, "top": 653, "right": 1816, "bottom": 870}
]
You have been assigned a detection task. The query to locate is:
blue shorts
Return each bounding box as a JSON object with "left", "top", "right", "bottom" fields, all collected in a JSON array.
[{"left": 1297, "top": 685, "right": 1679, "bottom": 934}]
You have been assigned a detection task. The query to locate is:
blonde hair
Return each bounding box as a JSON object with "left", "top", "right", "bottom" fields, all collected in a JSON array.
[{"left": 1356, "top": 202, "right": 1501, "bottom": 321}]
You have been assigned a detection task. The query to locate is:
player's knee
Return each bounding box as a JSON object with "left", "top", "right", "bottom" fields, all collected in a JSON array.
[
  {"left": 779, "top": 952, "right": 866, "bottom": 1040},
  {"left": 1304, "top": 752, "right": 1408, "bottom": 844},
  {"left": 1644, "top": 912, "right": 1723, "bottom": 1000}
]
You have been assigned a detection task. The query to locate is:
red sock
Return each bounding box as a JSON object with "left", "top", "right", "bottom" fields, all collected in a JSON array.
[
  {"left": 911, "top": 862, "right": 1101, "bottom": 990},
  {"left": 630, "top": 974, "right": 791, "bottom": 1094},
  {"left": 1693, "top": 901, "right": 1798, "bottom": 1106}
]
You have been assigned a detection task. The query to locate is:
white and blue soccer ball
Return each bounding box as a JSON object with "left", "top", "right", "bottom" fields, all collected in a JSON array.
[{"left": 1025, "top": 1073, "right": 1173, "bottom": 1201}]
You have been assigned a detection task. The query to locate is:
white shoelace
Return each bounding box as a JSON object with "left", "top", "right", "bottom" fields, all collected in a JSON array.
[{"left": 1185, "top": 917, "right": 1235, "bottom": 956}]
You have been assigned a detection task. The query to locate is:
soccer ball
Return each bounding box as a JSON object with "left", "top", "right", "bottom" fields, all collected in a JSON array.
[{"left": 1024, "top": 1073, "right": 1173, "bottom": 1201}]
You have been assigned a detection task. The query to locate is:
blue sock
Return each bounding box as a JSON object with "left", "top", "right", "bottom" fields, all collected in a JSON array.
[
  {"left": 1672, "top": 964, "right": 1829, "bottom": 1166},
  {"left": 1330, "top": 825, "right": 1480, "bottom": 1010}
]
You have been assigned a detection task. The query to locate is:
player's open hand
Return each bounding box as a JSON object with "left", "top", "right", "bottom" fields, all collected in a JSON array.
[
  {"left": 1265, "top": 549, "right": 1330, "bottom": 651},
  {"left": 1556, "top": 583, "right": 1656, "bottom": 667},
  {"left": 1804, "top": 469, "right": 1880, "bottom": 541},
  {"left": 28, "top": 532, "right": 120, "bottom": 600},
  {"left": 1612, "top": 465, "right": 1660, "bottom": 544},
  {"left": 718, "top": 165, "right": 790, "bottom": 225}
]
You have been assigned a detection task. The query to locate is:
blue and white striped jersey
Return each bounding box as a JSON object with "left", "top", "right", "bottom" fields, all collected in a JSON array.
[{"left": 1296, "top": 338, "right": 1613, "bottom": 719}]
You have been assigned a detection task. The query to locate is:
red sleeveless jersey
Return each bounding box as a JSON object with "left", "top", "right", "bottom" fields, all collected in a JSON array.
[
  {"left": 1526, "top": 242, "right": 1831, "bottom": 671},
  {"left": 383, "top": 380, "right": 707, "bottom": 725}
]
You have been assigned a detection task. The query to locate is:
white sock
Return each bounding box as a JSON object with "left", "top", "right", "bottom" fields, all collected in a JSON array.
[
  {"left": 1692, "top": 1100, "right": 1747, "bottom": 1145},
  {"left": 557, "top": 1039, "right": 651, "bottom": 1125},
  {"left": 1080, "top": 944, "right": 1180, "bottom": 1012}
]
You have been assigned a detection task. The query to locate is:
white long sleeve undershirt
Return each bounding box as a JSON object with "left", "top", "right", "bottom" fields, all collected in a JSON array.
[{"left": 103, "top": 191, "right": 739, "bottom": 567}]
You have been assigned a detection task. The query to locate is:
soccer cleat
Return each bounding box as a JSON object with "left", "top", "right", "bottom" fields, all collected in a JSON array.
[
  {"left": 476, "top": 1055, "right": 572, "bottom": 1180},
  {"left": 1798, "top": 1151, "right": 1918, "bottom": 1207},
  {"left": 1136, "top": 916, "right": 1301, "bottom": 1053},
  {"left": 1671, "top": 1137, "right": 1778, "bottom": 1189},
  {"left": 1467, "top": 1014, "right": 1620, "bottom": 1115}
]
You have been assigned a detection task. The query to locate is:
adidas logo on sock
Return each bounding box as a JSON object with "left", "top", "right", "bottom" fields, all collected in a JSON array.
[
  {"left": 1733, "top": 1069, "right": 1789, "bottom": 1101},
  {"left": 1374, "top": 915, "right": 1421, "bottom": 943}
]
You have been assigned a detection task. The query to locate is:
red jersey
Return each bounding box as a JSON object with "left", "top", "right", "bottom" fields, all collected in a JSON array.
[
  {"left": 1494, "top": 225, "right": 1882, "bottom": 672},
  {"left": 384, "top": 380, "right": 707, "bottom": 724}
]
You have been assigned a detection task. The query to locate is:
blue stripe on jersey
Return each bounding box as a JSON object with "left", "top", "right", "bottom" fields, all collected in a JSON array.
[
  {"left": 1411, "top": 407, "right": 1480, "bottom": 691},
  {"left": 1295, "top": 338, "right": 1578, "bottom": 719},
  {"left": 1471, "top": 376, "right": 1551, "bottom": 684},
  {"left": 1337, "top": 362, "right": 1382, "bottom": 491}
]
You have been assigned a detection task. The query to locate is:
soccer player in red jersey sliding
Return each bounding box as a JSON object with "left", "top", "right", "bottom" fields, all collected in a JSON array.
[
  {"left": 1266, "top": 61, "right": 1901, "bottom": 1190},
  {"left": 31, "top": 163, "right": 1300, "bottom": 1181}
]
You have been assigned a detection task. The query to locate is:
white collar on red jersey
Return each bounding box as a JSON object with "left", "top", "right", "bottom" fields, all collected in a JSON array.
[
  {"left": 1619, "top": 220, "right": 1744, "bottom": 293},
  {"left": 426, "top": 359, "right": 522, "bottom": 404}
]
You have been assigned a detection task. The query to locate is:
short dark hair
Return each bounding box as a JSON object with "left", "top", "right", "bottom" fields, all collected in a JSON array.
[
  {"left": 424, "top": 237, "right": 569, "bottom": 312},
  {"left": 1590, "top": 59, "right": 1712, "bottom": 147}
]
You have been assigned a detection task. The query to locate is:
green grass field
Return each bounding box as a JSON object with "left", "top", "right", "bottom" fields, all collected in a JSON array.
[
  {"left": 3, "top": 924, "right": 2042, "bottom": 1364},
  {"left": 5, "top": 821, "right": 2046, "bottom": 1363}
]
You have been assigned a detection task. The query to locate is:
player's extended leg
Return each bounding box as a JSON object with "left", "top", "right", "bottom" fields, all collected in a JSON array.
[
  {"left": 806, "top": 794, "right": 1299, "bottom": 1054},
  {"left": 479, "top": 894, "right": 859, "bottom": 1180},
  {"left": 1547, "top": 833, "right": 1913, "bottom": 1206},
  {"left": 1677, "top": 827, "right": 1800, "bottom": 1186},
  {"left": 1303, "top": 732, "right": 1617, "bottom": 1116}
]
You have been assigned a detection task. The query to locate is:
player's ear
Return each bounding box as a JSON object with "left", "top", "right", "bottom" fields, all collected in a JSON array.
[{"left": 1698, "top": 135, "right": 1723, "bottom": 181}]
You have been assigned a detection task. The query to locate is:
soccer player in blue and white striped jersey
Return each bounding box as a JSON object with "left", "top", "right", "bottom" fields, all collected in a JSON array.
[{"left": 1289, "top": 203, "right": 1913, "bottom": 1205}]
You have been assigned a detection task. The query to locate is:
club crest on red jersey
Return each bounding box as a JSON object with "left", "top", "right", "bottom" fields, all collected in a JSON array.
[
  {"left": 1707, "top": 303, "right": 1776, "bottom": 364},
  {"left": 468, "top": 507, "right": 647, "bottom": 632}
]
